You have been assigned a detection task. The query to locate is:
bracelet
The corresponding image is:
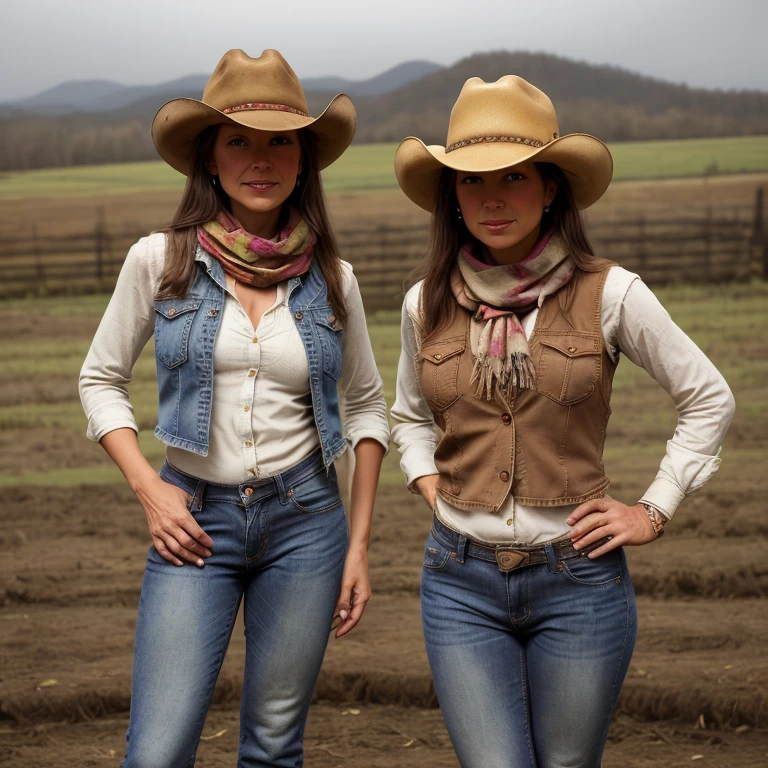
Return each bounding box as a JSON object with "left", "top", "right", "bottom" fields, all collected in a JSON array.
[{"left": 641, "top": 503, "right": 667, "bottom": 538}]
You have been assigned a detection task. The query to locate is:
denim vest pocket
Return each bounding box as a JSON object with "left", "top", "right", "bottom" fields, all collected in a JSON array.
[
  {"left": 314, "top": 313, "right": 344, "bottom": 381},
  {"left": 419, "top": 336, "right": 466, "bottom": 412},
  {"left": 153, "top": 298, "right": 203, "bottom": 369},
  {"left": 535, "top": 333, "right": 601, "bottom": 405}
]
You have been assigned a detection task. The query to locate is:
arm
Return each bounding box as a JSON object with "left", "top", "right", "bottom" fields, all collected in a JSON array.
[
  {"left": 568, "top": 276, "right": 736, "bottom": 556},
  {"left": 79, "top": 236, "right": 212, "bottom": 566},
  {"left": 332, "top": 265, "right": 389, "bottom": 637},
  {"left": 389, "top": 284, "right": 441, "bottom": 508}
]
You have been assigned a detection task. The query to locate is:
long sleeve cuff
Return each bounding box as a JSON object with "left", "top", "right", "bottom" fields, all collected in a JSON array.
[
  {"left": 400, "top": 443, "right": 439, "bottom": 493},
  {"left": 85, "top": 402, "right": 138, "bottom": 443},
  {"left": 346, "top": 426, "right": 391, "bottom": 456}
]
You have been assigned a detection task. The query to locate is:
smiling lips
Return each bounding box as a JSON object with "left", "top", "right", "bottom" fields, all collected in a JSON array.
[
  {"left": 481, "top": 219, "right": 514, "bottom": 232},
  {"left": 244, "top": 180, "right": 278, "bottom": 191}
]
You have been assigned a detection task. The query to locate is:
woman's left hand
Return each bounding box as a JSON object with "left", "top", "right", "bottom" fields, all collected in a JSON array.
[
  {"left": 566, "top": 495, "right": 658, "bottom": 558},
  {"left": 332, "top": 545, "right": 371, "bottom": 638}
]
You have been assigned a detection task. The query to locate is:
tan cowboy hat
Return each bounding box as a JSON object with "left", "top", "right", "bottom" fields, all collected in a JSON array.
[
  {"left": 395, "top": 75, "right": 613, "bottom": 212},
  {"left": 152, "top": 49, "right": 357, "bottom": 175}
]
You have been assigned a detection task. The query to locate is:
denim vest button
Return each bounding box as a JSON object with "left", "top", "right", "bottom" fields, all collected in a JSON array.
[
  {"left": 244, "top": 488, "right": 253, "bottom": 496},
  {"left": 168, "top": 308, "right": 176, "bottom": 316},
  {"left": 295, "top": 312, "right": 304, "bottom": 320}
]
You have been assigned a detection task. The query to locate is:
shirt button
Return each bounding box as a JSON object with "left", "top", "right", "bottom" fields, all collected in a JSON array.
[
  {"left": 501, "top": 413, "right": 511, "bottom": 424},
  {"left": 506, "top": 519, "right": 513, "bottom": 526},
  {"left": 243, "top": 405, "right": 250, "bottom": 412},
  {"left": 252, "top": 336, "right": 259, "bottom": 344},
  {"left": 244, "top": 488, "right": 253, "bottom": 496},
  {"left": 248, "top": 369, "right": 256, "bottom": 377},
  {"left": 499, "top": 471, "right": 510, "bottom": 482},
  {"left": 244, "top": 440, "right": 252, "bottom": 447}
]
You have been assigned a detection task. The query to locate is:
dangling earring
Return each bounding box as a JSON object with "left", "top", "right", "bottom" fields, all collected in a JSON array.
[
  {"left": 295, "top": 175, "right": 301, "bottom": 188},
  {"left": 211, "top": 176, "right": 217, "bottom": 187},
  {"left": 456, "top": 206, "right": 463, "bottom": 220},
  {"left": 543, "top": 205, "right": 550, "bottom": 213}
]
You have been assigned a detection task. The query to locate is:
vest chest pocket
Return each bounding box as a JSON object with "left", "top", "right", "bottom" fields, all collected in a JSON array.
[
  {"left": 535, "top": 334, "right": 601, "bottom": 405},
  {"left": 314, "top": 314, "right": 344, "bottom": 381},
  {"left": 420, "top": 336, "right": 466, "bottom": 412},
  {"left": 153, "top": 298, "right": 203, "bottom": 369}
]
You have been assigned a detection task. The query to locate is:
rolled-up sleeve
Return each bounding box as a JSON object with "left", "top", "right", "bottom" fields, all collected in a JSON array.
[
  {"left": 390, "top": 283, "right": 441, "bottom": 492},
  {"left": 78, "top": 236, "right": 160, "bottom": 442},
  {"left": 614, "top": 278, "right": 736, "bottom": 519},
  {"left": 337, "top": 263, "right": 390, "bottom": 453}
]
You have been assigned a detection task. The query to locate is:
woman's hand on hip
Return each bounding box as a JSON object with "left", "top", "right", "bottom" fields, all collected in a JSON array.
[
  {"left": 332, "top": 545, "right": 370, "bottom": 639},
  {"left": 135, "top": 474, "right": 213, "bottom": 567},
  {"left": 566, "top": 495, "right": 657, "bottom": 558},
  {"left": 414, "top": 474, "right": 439, "bottom": 511}
]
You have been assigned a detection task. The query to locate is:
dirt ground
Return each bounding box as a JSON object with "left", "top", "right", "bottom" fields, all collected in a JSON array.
[{"left": 2, "top": 177, "right": 768, "bottom": 766}]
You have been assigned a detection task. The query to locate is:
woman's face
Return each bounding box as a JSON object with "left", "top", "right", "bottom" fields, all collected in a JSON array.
[
  {"left": 455, "top": 161, "right": 557, "bottom": 259},
  {"left": 207, "top": 124, "right": 302, "bottom": 230}
]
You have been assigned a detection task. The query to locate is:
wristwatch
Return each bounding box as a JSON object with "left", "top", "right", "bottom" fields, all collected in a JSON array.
[{"left": 641, "top": 503, "right": 667, "bottom": 538}]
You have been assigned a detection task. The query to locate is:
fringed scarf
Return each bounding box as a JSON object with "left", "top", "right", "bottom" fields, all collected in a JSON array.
[
  {"left": 197, "top": 208, "right": 316, "bottom": 287},
  {"left": 450, "top": 229, "right": 575, "bottom": 399}
]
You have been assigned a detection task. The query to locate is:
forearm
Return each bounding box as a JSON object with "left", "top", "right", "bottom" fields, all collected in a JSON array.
[
  {"left": 100, "top": 427, "right": 158, "bottom": 495},
  {"left": 347, "top": 437, "right": 385, "bottom": 551}
]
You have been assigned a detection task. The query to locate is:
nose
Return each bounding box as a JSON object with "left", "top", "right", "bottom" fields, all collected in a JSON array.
[
  {"left": 249, "top": 148, "right": 272, "bottom": 170},
  {"left": 483, "top": 197, "right": 504, "bottom": 211}
]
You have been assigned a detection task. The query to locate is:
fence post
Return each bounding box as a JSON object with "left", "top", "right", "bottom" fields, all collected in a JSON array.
[
  {"left": 94, "top": 206, "right": 105, "bottom": 287},
  {"left": 32, "top": 224, "right": 45, "bottom": 287},
  {"left": 752, "top": 187, "right": 766, "bottom": 279},
  {"left": 704, "top": 203, "right": 714, "bottom": 281}
]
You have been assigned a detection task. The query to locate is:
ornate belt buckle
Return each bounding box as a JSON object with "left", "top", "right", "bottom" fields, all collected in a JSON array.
[{"left": 495, "top": 549, "right": 530, "bottom": 572}]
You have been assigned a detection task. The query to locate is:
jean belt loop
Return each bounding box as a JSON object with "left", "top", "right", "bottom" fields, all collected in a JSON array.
[
  {"left": 456, "top": 534, "right": 468, "bottom": 564},
  {"left": 544, "top": 542, "right": 559, "bottom": 573},
  {"left": 190, "top": 479, "right": 207, "bottom": 513},
  {"left": 273, "top": 471, "right": 288, "bottom": 504}
]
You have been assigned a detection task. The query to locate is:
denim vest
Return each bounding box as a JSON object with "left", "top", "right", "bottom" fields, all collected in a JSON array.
[{"left": 153, "top": 247, "right": 346, "bottom": 469}]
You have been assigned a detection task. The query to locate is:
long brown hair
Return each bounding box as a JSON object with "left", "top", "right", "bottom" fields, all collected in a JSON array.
[
  {"left": 416, "top": 163, "right": 609, "bottom": 344},
  {"left": 156, "top": 126, "right": 347, "bottom": 325}
]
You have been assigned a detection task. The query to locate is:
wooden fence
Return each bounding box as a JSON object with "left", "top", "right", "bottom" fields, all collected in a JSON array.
[{"left": 3, "top": 191, "right": 766, "bottom": 311}]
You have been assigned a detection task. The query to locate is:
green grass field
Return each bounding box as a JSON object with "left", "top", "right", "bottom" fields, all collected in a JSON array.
[{"left": 1, "top": 135, "right": 766, "bottom": 201}]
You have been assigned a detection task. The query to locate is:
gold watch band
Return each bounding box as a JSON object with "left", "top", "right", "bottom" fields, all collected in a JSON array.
[{"left": 641, "top": 503, "right": 666, "bottom": 538}]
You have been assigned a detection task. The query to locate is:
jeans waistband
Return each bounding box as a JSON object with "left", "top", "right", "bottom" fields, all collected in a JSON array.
[
  {"left": 430, "top": 513, "right": 609, "bottom": 570},
  {"left": 160, "top": 449, "right": 331, "bottom": 510}
]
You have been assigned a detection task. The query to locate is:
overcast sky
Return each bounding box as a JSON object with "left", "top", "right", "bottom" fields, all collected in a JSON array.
[{"left": 3, "top": 0, "right": 767, "bottom": 102}]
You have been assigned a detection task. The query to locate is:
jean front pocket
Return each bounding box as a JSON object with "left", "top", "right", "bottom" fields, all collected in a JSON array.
[
  {"left": 423, "top": 531, "right": 455, "bottom": 571},
  {"left": 560, "top": 548, "right": 623, "bottom": 586},
  {"left": 287, "top": 468, "right": 343, "bottom": 514},
  {"left": 153, "top": 298, "right": 202, "bottom": 369}
]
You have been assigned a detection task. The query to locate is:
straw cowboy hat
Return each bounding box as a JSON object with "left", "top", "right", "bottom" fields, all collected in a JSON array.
[
  {"left": 152, "top": 49, "right": 356, "bottom": 175},
  {"left": 395, "top": 75, "right": 613, "bottom": 212}
]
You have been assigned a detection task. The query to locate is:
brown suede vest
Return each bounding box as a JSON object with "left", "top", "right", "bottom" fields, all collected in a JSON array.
[{"left": 419, "top": 266, "right": 617, "bottom": 512}]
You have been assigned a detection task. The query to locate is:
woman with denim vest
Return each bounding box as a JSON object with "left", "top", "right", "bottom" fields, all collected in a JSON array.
[
  {"left": 79, "top": 49, "right": 389, "bottom": 767},
  {"left": 390, "top": 76, "right": 735, "bottom": 767}
]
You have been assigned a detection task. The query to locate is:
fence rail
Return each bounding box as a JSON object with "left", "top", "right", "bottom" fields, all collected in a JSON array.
[{"left": 3, "top": 191, "right": 766, "bottom": 311}]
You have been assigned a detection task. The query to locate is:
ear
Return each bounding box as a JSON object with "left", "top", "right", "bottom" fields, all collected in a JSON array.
[
  {"left": 206, "top": 161, "right": 218, "bottom": 176},
  {"left": 544, "top": 178, "right": 558, "bottom": 207}
]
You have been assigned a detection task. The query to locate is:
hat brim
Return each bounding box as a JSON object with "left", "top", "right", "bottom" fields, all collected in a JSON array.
[
  {"left": 152, "top": 93, "right": 356, "bottom": 175},
  {"left": 394, "top": 133, "right": 613, "bottom": 212}
]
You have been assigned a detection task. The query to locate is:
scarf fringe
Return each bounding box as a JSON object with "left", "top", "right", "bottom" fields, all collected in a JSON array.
[{"left": 471, "top": 351, "right": 537, "bottom": 400}]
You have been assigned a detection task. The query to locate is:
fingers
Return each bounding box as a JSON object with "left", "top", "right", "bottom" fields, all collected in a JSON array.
[
  {"left": 180, "top": 515, "right": 213, "bottom": 550},
  {"left": 569, "top": 511, "right": 609, "bottom": 542},
  {"left": 155, "top": 531, "right": 207, "bottom": 567},
  {"left": 335, "top": 589, "right": 369, "bottom": 638},
  {"left": 572, "top": 525, "right": 617, "bottom": 552},
  {"left": 583, "top": 535, "right": 622, "bottom": 559},
  {"left": 567, "top": 495, "right": 613, "bottom": 525},
  {"left": 333, "top": 583, "right": 352, "bottom": 631}
]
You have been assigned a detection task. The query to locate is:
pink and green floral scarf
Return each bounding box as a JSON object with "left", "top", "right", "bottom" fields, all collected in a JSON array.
[
  {"left": 450, "top": 229, "right": 575, "bottom": 398},
  {"left": 197, "top": 208, "right": 315, "bottom": 287}
]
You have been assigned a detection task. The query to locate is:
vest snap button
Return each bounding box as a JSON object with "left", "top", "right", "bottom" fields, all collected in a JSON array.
[
  {"left": 295, "top": 312, "right": 304, "bottom": 320},
  {"left": 168, "top": 308, "right": 175, "bottom": 316},
  {"left": 499, "top": 471, "right": 510, "bottom": 482},
  {"left": 433, "top": 353, "right": 443, "bottom": 361},
  {"left": 567, "top": 345, "right": 577, "bottom": 353},
  {"left": 328, "top": 315, "right": 335, "bottom": 324},
  {"left": 207, "top": 309, "right": 219, "bottom": 316},
  {"left": 244, "top": 488, "right": 253, "bottom": 497},
  {"left": 501, "top": 413, "right": 511, "bottom": 424}
]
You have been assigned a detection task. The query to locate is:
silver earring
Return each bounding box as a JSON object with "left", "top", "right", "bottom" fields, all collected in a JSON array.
[
  {"left": 456, "top": 206, "right": 463, "bottom": 220},
  {"left": 211, "top": 176, "right": 217, "bottom": 187},
  {"left": 544, "top": 205, "right": 550, "bottom": 213},
  {"left": 295, "top": 176, "right": 301, "bottom": 188}
]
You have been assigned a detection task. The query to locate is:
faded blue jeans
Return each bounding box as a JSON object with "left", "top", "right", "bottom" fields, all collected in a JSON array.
[
  {"left": 421, "top": 516, "right": 637, "bottom": 768},
  {"left": 122, "top": 450, "right": 348, "bottom": 768}
]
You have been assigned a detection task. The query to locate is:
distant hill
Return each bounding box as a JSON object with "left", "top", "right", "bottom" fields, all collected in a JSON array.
[
  {"left": 353, "top": 51, "right": 768, "bottom": 144},
  {"left": 1, "top": 51, "right": 766, "bottom": 172},
  {"left": 4, "top": 60, "right": 443, "bottom": 117}
]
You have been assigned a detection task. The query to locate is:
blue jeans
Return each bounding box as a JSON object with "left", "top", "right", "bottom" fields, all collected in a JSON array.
[
  {"left": 421, "top": 516, "right": 637, "bottom": 768},
  {"left": 122, "top": 451, "right": 348, "bottom": 768}
]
